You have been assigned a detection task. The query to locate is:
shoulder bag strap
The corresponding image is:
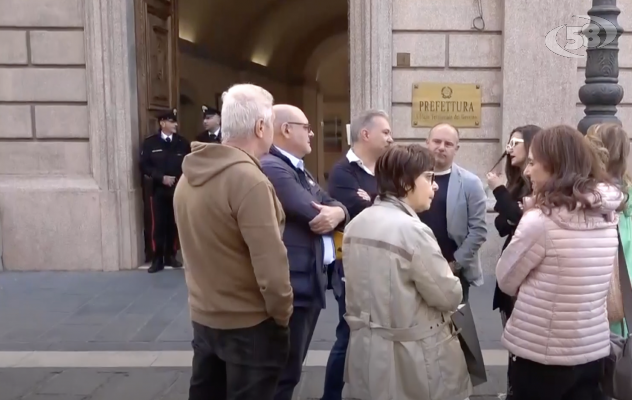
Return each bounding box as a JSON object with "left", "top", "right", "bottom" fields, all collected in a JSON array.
[{"left": 617, "top": 231, "right": 632, "bottom": 332}]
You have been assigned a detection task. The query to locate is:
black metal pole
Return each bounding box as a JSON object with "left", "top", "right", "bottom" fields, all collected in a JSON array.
[{"left": 577, "top": 0, "right": 625, "bottom": 134}]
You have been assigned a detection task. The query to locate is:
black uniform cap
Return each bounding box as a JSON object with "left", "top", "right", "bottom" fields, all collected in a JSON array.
[
  {"left": 202, "top": 105, "right": 220, "bottom": 117},
  {"left": 157, "top": 109, "right": 178, "bottom": 122}
]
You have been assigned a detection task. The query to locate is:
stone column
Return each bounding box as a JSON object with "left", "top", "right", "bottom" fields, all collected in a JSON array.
[
  {"left": 501, "top": 0, "right": 579, "bottom": 146},
  {"left": 349, "top": 0, "right": 392, "bottom": 118},
  {"left": 85, "top": 0, "right": 143, "bottom": 270}
]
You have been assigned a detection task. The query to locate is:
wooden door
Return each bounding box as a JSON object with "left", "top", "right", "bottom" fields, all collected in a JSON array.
[
  {"left": 134, "top": 0, "right": 179, "bottom": 261},
  {"left": 135, "top": 0, "right": 179, "bottom": 139}
]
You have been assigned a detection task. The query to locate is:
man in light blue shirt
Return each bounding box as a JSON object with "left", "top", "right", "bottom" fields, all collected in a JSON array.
[{"left": 261, "top": 104, "right": 349, "bottom": 400}]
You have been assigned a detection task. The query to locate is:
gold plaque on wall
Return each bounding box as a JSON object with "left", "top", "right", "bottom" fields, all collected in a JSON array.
[{"left": 411, "top": 83, "right": 482, "bottom": 128}]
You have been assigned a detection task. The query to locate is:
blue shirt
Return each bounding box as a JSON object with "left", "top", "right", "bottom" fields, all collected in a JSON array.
[{"left": 275, "top": 146, "right": 336, "bottom": 265}]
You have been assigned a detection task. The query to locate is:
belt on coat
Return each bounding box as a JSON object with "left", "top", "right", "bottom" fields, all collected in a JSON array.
[{"left": 345, "top": 311, "right": 449, "bottom": 342}]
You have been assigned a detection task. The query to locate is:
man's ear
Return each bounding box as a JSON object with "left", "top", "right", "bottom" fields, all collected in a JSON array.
[
  {"left": 254, "top": 119, "right": 264, "bottom": 138},
  {"left": 281, "top": 123, "right": 291, "bottom": 138}
]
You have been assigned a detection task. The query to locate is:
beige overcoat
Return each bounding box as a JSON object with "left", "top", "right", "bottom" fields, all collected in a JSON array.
[{"left": 342, "top": 196, "right": 472, "bottom": 400}]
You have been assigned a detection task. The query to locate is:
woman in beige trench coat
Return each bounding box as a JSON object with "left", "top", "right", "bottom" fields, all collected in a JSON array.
[{"left": 341, "top": 144, "right": 472, "bottom": 400}]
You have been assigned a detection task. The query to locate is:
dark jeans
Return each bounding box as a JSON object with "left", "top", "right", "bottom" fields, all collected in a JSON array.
[
  {"left": 274, "top": 306, "right": 321, "bottom": 400},
  {"left": 189, "top": 319, "right": 289, "bottom": 400},
  {"left": 508, "top": 356, "right": 606, "bottom": 400},
  {"left": 500, "top": 311, "right": 515, "bottom": 395},
  {"left": 322, "top": 285, "right": 349, "bottom": 400},
  {"left": 151, "top": 189, "right": 177, "bottom": 259}
]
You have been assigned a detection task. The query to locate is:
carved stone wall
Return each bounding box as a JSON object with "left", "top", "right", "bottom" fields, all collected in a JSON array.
[
  {"left": 0, "top": 0, "right": 142, "bottom": 271},
  {"left": 389, "top": 0, "right": 503, "bottom": 179}
]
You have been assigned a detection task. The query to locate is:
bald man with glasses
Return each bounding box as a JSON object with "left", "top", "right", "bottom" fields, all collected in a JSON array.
[{"left": 261, "top": 104, "right": 349, "bottom": 400}]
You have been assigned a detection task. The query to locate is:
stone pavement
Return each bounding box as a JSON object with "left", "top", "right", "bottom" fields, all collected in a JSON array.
[{"left": 0, "top": 270, "right": 507, "bottom": 399}]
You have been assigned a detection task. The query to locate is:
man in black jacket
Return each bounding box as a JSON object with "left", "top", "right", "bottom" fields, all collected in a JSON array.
[
  {"left": 195, "top": 105, "right": 221, "bottom": 143},
  {"left": 261, "top": 104, "right": 349, "bottom": 400},
  {"left": 321, "top": 109, "right": 392, "bottom": 400},
  {"left": 140, "top": 109, "right": 191, "bottom": 273}
]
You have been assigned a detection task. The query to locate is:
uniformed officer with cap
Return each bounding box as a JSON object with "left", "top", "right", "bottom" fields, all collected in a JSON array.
[
  {"left": 140, "top": 108, "right": 191, "bottom": 273},
  {"left": 195, "top": 105, "right": 222, "bottom": 143}
]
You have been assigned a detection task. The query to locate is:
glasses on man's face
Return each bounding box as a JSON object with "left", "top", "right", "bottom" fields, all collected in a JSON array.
[
  {"left": 506, "top": 137, "right": 524, "bottom": 152},
  {"left": 286, "top": 122, "right": 312, "bottom": 132}
]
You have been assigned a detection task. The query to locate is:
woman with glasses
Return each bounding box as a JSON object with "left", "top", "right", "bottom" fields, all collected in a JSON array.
[
  {"left": 486, "top": 125, "right": 541, "bottom": 324},
  {"left": 486, "top": 125, "right": 541, "bottom": 395},
  {"left": 342, "top": 144, "right": 472, "bottom": 400}
]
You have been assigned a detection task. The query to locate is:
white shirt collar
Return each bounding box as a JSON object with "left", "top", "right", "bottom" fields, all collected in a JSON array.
[
  {"left": 210, "top": 128, "right": 220, "bottom": 136},
  {"left": 435, "top": 168, "right": 452, "bottom": 176},
  {"left": 346, "top": 149, "right": 374, "bottom": 176},
  {"left": 276, "top": 146, "right": 304, "bottom": 170},
  {"left": 161, "top": 131, "right": 172, "bottom": 141}
]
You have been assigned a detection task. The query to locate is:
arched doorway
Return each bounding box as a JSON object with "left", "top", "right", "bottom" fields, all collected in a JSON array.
[{"left": 135, "top": 0, "right": 351, "bottom": 261}]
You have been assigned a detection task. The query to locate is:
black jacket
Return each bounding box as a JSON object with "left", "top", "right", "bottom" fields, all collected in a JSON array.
[
  {"left": 195, "top": 130, "right": 222, "bottom": 144},
  {"left": 327, "top": 156, "right": 378, "bottom": 220},
  {"left": 327, "top": 156, "right": 378, "bottom": 297},
  {"left": 139, "top": 131, "right": 190, "bottom": 194},
  {"left": 261, "top": 146, "right": 349, "bottom": 309},
  {"left": 492, "top": 185, "right": 525, "bottom": 316}
]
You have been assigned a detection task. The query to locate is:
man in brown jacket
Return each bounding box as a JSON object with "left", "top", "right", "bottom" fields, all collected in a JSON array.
[{"left": 174, "top": 83, "right": 293, "bottom": 400}]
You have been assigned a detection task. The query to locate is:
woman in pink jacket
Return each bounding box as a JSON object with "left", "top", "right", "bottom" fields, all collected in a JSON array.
[{"left": 496, "top": 125, "right": 626, "bottom": 400}]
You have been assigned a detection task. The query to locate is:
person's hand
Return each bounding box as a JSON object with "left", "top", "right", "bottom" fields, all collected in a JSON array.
[
  {"left": 357, "top": 189, "right": 371, "bottom": 201},
  {"left": 309, "top": 203, "right": 345, "bottom": 234},
  {"left": 162, "top": 176, "right": 176, "bottom": 187},
  {"left": 486, "top": 172, "right": 503, "bottom": 190},
  {"left": 449, "top": 261, "right": 457, "bottom": 273}
]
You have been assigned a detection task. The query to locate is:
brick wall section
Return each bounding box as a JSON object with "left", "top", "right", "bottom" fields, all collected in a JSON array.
[
  {"left": 0, "top": 0, "right": 89, "bottom": 175},
  {"left": 391, "top": 0, "right": 503, "bottom": 178}
]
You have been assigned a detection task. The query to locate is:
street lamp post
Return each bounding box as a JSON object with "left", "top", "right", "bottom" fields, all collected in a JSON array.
[{"left": 577, "top": 0, "right": 625, "bottom": 134}]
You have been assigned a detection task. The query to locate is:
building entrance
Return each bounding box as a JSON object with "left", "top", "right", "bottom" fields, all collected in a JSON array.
[{"left": 135, "top": 0, "right": 351, "bottom": 262}]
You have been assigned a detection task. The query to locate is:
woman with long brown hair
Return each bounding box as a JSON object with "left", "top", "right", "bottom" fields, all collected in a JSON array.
[
  {"left": 487, "top": 124, "right": 541, "bottom": 323},
  {"left": 486, "top": 124, "right": 540, "bottom": 397},
  {"left": 496, "top": 125, "right": 625, "bottom": 399},
  {"left": 585, "top": 123, "right": 632, "bottom": 337}
]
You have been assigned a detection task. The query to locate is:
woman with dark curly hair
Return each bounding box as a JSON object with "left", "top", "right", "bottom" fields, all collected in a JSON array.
[{"left": 496, "top": 125, "right": 625, "bottom": 400}]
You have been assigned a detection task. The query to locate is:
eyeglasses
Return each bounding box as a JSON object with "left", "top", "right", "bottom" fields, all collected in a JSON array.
[
  {"left": 506, "top": 137, "right": 524, "bottom": 152},
  {"left": 286, "top": 122, "right": 312, "bottom": 132}
]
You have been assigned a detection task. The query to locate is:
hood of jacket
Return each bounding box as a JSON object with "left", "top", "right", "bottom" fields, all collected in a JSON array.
[
  {"left": 523, "top": 183, "right": 624, "bottom": 231},
  {"left": 182, "top": 142, "right": 261, "bottom": 187}
]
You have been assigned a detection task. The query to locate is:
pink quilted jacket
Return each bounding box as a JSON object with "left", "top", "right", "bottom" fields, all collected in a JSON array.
[{"left": 496, "top": 184, "right": 624, "bottom": 366}]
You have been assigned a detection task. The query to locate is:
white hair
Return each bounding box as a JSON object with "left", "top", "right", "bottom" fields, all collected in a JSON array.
[
  {"left": 220, "top": 84, "right": 274, "bottom": 142},
  {"left": 349, "top": 109, "right": 390, "bottom": 143}
]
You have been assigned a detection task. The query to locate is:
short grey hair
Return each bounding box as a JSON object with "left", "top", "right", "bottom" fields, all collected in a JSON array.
[
  {"left": 349, "top": 109, "right": 390, "bottom": 143},
  {"left": 220, "top": 84, "right": 274, "bottom": 142}
]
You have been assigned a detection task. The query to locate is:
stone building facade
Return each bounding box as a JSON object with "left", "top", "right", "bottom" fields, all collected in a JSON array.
[{"left": 0, "top": 0, "right": 630, "bottom": 271}]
